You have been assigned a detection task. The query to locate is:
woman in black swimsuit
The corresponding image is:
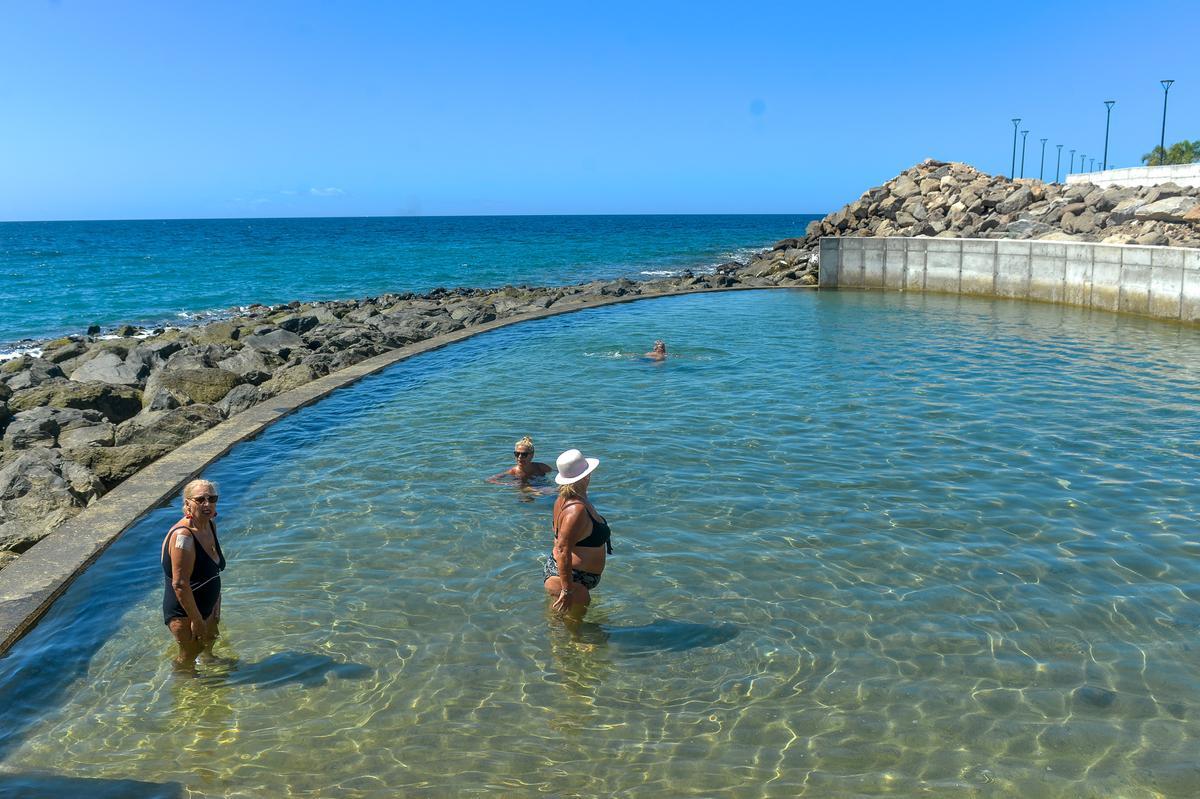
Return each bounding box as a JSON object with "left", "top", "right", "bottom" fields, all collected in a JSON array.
[
  {"left": 544, "top": 449, "right": 611, "bottom": 621},
  {"left": 161, "top": 478, "right": 226, "bottom": 666}
]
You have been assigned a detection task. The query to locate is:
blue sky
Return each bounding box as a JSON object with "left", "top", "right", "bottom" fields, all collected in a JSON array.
[{"left": 1, "top": 0, "right": 1196, "bottom": 221}]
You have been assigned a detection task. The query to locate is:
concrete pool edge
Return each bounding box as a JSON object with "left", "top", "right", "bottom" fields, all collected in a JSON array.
[{"left": 0, "top": 284, "right": 799, "bottom": 657}]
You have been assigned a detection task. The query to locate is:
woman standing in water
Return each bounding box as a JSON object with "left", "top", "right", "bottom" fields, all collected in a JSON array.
[
  {"left": 488, "top": 435, "right": 552, "bottom": 484},
  {"left": 161, "top": 478, "right": 226, "bottom": 667},
  {"left": 543, "top": 449, "right": 611, "bottom": 620}
]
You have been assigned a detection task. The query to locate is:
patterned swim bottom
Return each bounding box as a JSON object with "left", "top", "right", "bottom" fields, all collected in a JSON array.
[{"left": 543, "top": 554, "right": 602, "bottom": 589}]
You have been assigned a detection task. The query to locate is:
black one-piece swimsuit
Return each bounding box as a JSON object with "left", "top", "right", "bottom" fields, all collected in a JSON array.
[{"left": 161, "top": 523, "right": 226, "bottom": 624}]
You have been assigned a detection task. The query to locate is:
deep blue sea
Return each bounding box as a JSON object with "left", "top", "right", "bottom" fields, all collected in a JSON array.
[{"left": 0, "top": 214, "right": 813, "bottom": 352}]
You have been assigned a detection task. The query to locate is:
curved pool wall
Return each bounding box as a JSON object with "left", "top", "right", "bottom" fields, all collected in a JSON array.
[
  {"left": 819, "top": 236, "right": 1200, "bottom": 323},
  {"left": 1, "top": 289, "right": 1199, "bottom": 797},
  {"left": 0, "top": 284, "right": 778, "bottom": 657}
]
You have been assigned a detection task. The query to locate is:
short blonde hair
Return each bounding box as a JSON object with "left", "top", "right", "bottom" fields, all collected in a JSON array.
[
  {"left": 515, "top": 435, "right": 534, "bottom": 451},
  {"left": 182, "top": 479, "right": 218, "bottom": 513}
]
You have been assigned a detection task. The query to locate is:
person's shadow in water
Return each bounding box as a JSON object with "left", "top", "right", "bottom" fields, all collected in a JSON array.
[
  {"left": 571, "top": 619, "right": 739, "bottom": 657},
  {"left": 200, "top": 651, "right": 374, "bottom": 689}
]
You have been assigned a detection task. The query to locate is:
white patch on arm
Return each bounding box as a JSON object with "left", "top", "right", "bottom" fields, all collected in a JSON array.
[{"left": 174, "top": 534, "right": 194, "bottom": 551}]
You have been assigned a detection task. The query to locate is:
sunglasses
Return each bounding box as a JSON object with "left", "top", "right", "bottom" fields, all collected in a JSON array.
[
  {"left": 514, "top": 451, "right": 532, "bottom": 459},
  {"left": 191, "top": 495, "right": 219, "bottom": 504}
]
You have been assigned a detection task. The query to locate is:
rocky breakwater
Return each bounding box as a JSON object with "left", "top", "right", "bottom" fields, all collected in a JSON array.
[
  {"left": 738, "top": 159, "right": 1200, "bottom": 281},
  {"left": 0, "top": 268, "right": 802, "bottom": 572}
]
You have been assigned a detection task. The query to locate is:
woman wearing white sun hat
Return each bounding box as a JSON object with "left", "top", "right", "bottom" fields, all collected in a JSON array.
[{"left": 543, "top": 449, "right": 612, "bottom": 620}]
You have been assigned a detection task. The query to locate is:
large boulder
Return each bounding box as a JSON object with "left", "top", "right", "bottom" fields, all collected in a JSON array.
[
  {"left": 162, "top": 344, "right": 236, "bottom": 371},
  {"left": 215, "top": 384, "right": 262, "bottom": 418},
  {"left": 64, "top": 442, "right": 174, "bottom": 489},
  {"left": 216, "top": 347, "right": 278, "bottom": 385},
  {"left": 115, "top": 405, "right": 223, "bottom": 448},
  {"left": 259, "top": 364, "right": 319, "bottom": 396},
  {"left": 6, "top": 380, "right": 143, "bottom": 423},
  {"left": 142, "top": 367, "right": 242, "bottom": 409},
  {"left": 996, "top": 187, "right": 1034, "bottom": 215},
  {"left": 2, "top": 407, "right": 107, "bottom": 450},
  {"left": 1062, "top": 212, "right": 1099, "bottom": 235},
  {"left": 0, "top": 448, "right": 105, "bottom": 553},
  {"left": 1134, "top": 196, "right": 1200, "bottom": 223},
  {"left": 240, "top": 328, "right": 305, "bottom": 358},
  {"left": 891, "top": 174, "right": 920, "bottom": 199},
  {"left": 69, "top": 349, "right": 151, "bottom": 386},
  {"left": 1, "top": 358, "right": 66, "bottom": 392}
]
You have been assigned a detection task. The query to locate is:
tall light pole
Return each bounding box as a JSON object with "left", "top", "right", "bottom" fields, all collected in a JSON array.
[
  {"left": 1159, "top": 80, "right": 1174, "bottom": 165},
  {"left": 1069, "top": 149, "right": 1075, "bottom": 175},
  {"left": 1011, "top": 118, "right": 1021, "bottom": 178},
  {"left": 1103, "top": 100, "right": 1115, "bottom": 170},
  {"left": 1080, "top": 153, "right": 1086, "bottom": 173},
  {"left": 1039, "top": 138, "right": 1048, "bottom": 181},
  {"left": 1020, "top": 130, "right": 1029, "bottom": 178},
  {"left": 1090, "top": 158, "right": 1096, "bottom": 172},
  {"left": 1055, "top": 144, "right": 1063, "bottom": 182}
]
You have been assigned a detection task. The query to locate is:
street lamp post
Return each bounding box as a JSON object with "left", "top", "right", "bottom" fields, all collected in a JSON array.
[
  {"left": 1039, "top": 138, "right": 1048, "bottom": 181},
  {"left": 1159, "top": 80, "right": 1174, "bottom": 165},
  {"left": 1090, "top": 158, "right": 1096, "bottom": 172},
  {"left": 1069, "top": 149, "right": 1075, "bottom": 175},
  {"left": 1055, "top": 144, "right": 1063, "bottom": 182},
  {"left": 1020, "top": 130, "right": 1029, "bottom": 178},
  {"left": 1103, "top": 100, "right": 1115, "bottom": 170},
  {"left": 1011, "top": 118, "right": 1021, "bottom": 179},
  {"left": 1080, "top": 153, "right": 1086, "bottom": 173}
]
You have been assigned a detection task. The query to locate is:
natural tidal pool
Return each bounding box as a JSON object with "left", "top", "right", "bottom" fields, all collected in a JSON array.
[{"left": 1, "top": 289, "right": 1199, "bottom": 798}]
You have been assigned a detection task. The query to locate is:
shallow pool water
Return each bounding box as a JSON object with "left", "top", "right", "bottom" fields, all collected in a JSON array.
[{"left": 2, "top": 290, "right": 1199, "bottom": 798}]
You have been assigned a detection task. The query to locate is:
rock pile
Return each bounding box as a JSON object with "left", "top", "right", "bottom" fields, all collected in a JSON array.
[
  {"left": 740, "top": 159, "right": 1200, "bottom": 281},
  {"left": 0, "top": 268, "right": 796, "bottom": 570}
]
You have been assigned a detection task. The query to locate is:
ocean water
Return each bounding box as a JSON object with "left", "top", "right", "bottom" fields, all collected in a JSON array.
[
  {"left": 1, "top": 290, "right": 1198, "bottom": 798},
  {"left": 0, "top": 214, "right": 812, "bottom": 350}
]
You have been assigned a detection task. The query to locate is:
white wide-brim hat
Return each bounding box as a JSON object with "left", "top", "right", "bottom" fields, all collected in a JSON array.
[{"left": 555, "top": 449, "right": 600, "bottom": 485}]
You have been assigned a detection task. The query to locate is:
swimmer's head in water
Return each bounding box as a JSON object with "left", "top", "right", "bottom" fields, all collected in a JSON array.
[
  {"left": 653, "top": 340, "right": 666, "bottom": 353},
  {"left": 515, "top": 435, "right": 535, "bottom": 460}
]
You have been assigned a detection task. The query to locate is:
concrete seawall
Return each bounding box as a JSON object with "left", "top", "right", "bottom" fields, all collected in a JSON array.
[
  {"left": 1066, "top": 163, "right": 1200, "bottom": 189},
  {"left": 818, "top": 236, "right": 1200, "bottom": 323}
]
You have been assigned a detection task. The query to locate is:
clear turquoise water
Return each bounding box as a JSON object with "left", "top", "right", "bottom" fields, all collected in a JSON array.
[
  {"left": 0, "top": 214, "right": 811, "bottom": 348},
  {"left": 1, "top": 290, "right": 1199, "bottom": 798}
]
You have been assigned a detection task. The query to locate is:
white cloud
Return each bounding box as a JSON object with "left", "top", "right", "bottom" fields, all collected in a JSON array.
[{"left": 309, "top": 187, "right": 345, "bottom": 197}]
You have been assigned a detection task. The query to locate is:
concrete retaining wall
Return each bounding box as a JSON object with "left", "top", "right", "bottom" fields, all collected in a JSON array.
[
  {"left": 818, "top": 236, "right": 1200, "bottom": 323},
  {"left": 1066, "top": 163, "right": 1200, "bottom": 189}
]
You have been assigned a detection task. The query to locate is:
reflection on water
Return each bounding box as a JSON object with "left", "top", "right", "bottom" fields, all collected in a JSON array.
[{"left": 1, "top": 290, "right": 1199, "bottom": 797}]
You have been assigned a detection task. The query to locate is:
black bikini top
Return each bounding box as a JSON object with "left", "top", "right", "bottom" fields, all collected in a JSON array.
[{"left": 558, "top": 503, "right": 613, "bottom": 554}]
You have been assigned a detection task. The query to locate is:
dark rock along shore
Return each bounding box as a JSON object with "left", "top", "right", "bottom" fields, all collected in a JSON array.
[{"left": 2, "top": 159, "right": 1198, "bottom": 572}]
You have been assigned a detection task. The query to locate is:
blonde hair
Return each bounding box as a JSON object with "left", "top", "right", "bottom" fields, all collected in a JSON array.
[
  {"left": 515, "top": 435, "right": 534, "bottom": 451},
  {"left": 182, "top": 478, "right": 218, "bottom": 513},
  {"left": 557, "top": 481, "right": 584, "bottom": 500}
]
